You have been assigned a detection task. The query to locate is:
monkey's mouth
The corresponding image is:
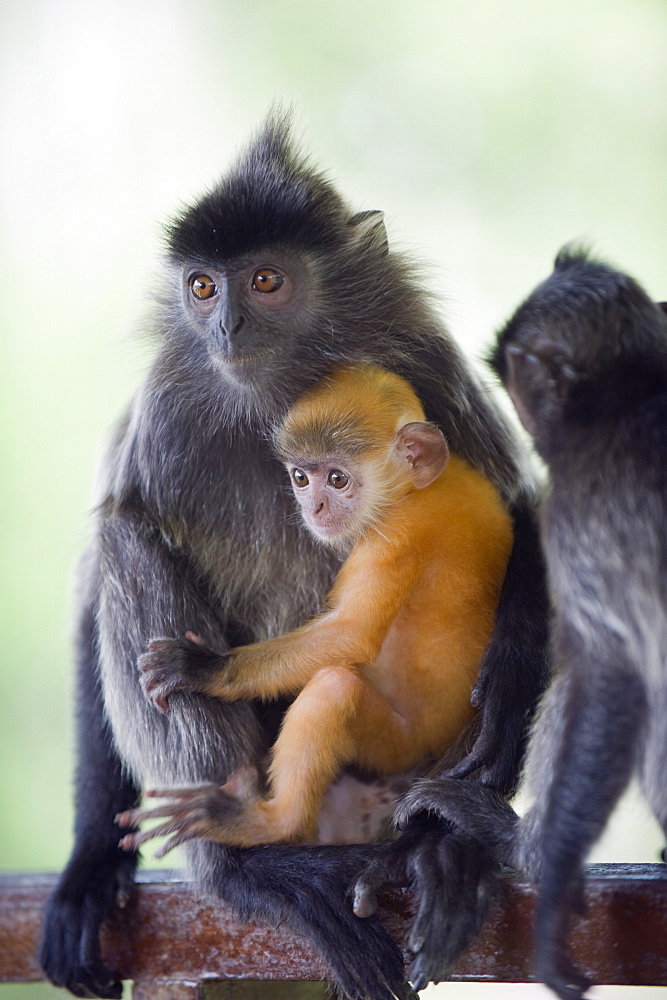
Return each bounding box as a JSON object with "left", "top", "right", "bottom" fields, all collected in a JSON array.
[
  {"left": 312, "top": 522, "right": 339, "bottom": 537},
  {"left": 210, "top": 349, "right": 276, "bottom": 376},
  {"left": 310, "top": 518, "right": 356, "bottom": 544},
  {"left": 216, "top": 351, "right": 271, "bottom": 365}
]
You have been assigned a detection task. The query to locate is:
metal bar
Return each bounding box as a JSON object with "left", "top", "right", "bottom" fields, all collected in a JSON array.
[{"left": 1, "top": 865, "right": 666, "bottom": 988}]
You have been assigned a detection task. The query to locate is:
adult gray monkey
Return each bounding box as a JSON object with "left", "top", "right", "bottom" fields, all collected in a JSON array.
[{"left": 40, "top": 112, "right": 549, "bottom": 998}]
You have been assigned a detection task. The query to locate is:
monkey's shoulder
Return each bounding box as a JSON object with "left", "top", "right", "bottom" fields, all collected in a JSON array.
[
  {"left": 367, "top": 451, "right": 513, "bottom": 567},
  {"left": 432, "top": 453, "right": 513, "bottom": 530},
  {"left": 568, "top": 359, "right": 667, "bottom": 433},
  {"left": 97, "top": 385, "right": 288, "bottom": 520},
  {"left": 551, "top": 383, "right": 667, "bottom": 490}
]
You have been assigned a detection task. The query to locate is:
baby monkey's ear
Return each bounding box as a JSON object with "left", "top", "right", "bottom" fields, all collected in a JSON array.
[{"left": 393, "top": 422, "right": 449, "bottom": 489}]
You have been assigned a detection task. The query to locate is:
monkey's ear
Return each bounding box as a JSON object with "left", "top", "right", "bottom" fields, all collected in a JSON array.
[
  {"left": 348, "top": 210, "right": 388, "bottom": 254},
  {"left": 504, "top": 341, "right": 575, "bottom": 438},
  {"left": 393, "top": 422, "right": 449, "bottom": 489}
]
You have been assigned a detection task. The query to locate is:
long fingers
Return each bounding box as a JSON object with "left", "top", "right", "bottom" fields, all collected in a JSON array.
[
  {"left": 116, "top": 785, "right": 220, "bottom": 854},
  {"left": 153, "top": 829, "right": 201, "bottom": 858},
  {"left": 145, "top": 783, "right": 220, "bottom": 801},
  {"left": 117, "top": 817, "right": 194, "bottom": 853}
]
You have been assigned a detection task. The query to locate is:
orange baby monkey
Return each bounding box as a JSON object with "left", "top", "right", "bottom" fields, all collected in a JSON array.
[{"left": 118, "top": 365, "right": 513, "bottom": 852}]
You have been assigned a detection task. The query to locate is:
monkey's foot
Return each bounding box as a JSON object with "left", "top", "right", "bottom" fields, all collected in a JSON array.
[
  {"left": 116, "top": 783, "right": 243, "bottom": 856},
  {"left": 117, "top": 784, "right": 308, "bottom": 850},
  {"left": 138, "top": 636, "right": 224, "bottom": 712},
  {"left": 40, "top": 844, "right": 138, "bottom": 999},
  {"left": 353, "top": 814, "right": 498, "bottom": 988}
]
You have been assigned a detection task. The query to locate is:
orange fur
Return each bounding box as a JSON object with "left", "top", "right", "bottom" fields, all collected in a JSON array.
[{"left": 171, "top": 367, "right": 514, "bottom": 846}]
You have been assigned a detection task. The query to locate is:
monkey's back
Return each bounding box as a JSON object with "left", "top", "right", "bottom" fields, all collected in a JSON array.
[
  {"left": 543, "top": 383, "right": 667, "bottom": 685},
  {"left": 362, "top": 453, "right": 514, "bottom": 762}
]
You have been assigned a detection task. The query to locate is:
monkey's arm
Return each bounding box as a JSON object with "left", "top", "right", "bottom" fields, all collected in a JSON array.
[
  {"left": 40, "top": 564, "right": 141, "bottom": 1000},
  {"left": 141, "top": 544, "right": 420, "bottom": 708},
  {"left": 446, "top": 496, "right": 551, "bottom": 792},
  {"left": 40, "top": 508, "right": 247, "bottom": 998}
]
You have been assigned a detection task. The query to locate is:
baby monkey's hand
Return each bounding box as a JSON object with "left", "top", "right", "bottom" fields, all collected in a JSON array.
[{"left": 139, "top": 633, "right": 225, "bottom": 712}]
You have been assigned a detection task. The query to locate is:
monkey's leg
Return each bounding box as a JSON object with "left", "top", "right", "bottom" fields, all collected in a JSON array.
[
  {"left": 533, "top": 649, "right": 646, "bottom": 1000},
  {"left": 124, "top": 665, "right": 422, "bottom": 849},
  {"left": 253, "top": 663, "right": 453, "bottom": 843},
  {"left": 258, "top": 665, "right": 394, "bottom": 841},
  {"left": 40, "top": 575, "right": 141, "bottom": 1000}
]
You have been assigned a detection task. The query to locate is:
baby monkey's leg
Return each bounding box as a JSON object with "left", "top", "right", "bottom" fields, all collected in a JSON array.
[{"left": 119, "top": 667, "right": 412, "bottom": 850}]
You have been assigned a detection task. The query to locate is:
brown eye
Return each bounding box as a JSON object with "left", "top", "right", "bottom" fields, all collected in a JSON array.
[
  {"left": 190, "top": 274, "right": 217, "bottom": 300},
  {"left": 328, "top": 470, "right": 348, "bottom": 489},
  {"left": 252, "top": 268, "right": 285, "bottom": 293},
  {"left": 292, "top": 469, "right": 309, "bottom": 488}
]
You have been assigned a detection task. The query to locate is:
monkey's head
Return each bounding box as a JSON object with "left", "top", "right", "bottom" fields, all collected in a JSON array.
[
  {"left": 490, "top": 248, "right": 667, "bottom": 455},
  {"left": 161, "top": 111, "right": 407, "bottom": 414},
  {"left": 275, "top": 365, "right": 448, "bottom": 547}
]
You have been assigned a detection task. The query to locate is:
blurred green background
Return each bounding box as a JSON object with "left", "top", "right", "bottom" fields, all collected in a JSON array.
[{"left": 1, "top": 0, "right": 667, "bottom": 997}]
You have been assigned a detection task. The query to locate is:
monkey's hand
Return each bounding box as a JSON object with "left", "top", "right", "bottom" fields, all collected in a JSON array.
[
  {"left": 444, "top": 670, "right": 502, "bottom": 779},
  {"left": 444, "top": 663, "right": 529, "bottom": 791},
  {"left": 352, "top": 813, "right": 498, "bottom": 990},
  {"left": 116, "top": 784, "right": 242, "bottom": 857},
  {"left": 536, "top": 904, "right": 592, "bottom": 1000},
  {"left": 138, "top": 635, "right": 227, "bottom": 712}
]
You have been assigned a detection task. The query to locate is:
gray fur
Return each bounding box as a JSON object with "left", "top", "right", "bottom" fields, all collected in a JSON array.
[
  {"left": 412, "top": 249, "right": 667, "bottom": 1000},
  {"left": 40, "top": 112, "right": 549, "bottom": 1000}
]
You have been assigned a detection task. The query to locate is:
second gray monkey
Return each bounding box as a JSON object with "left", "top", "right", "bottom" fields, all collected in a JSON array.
[{"left": 400, "top": 249, "right": 667, "bottom": 1000}]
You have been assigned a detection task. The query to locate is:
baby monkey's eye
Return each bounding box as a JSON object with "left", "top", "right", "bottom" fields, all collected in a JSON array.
[
  {"left": 327, "top": 470, "right": 349, "bottom": 489},
  {"left": 190, "top": 274, "right": 218, "bottom": 300},
  {"left": 292, "top": 469, "right": 309, "bottom": 488}
]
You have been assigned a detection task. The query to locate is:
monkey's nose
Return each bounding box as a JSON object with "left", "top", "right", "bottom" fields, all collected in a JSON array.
[{"left": 220, "top": 316, "right": 246, "bottom": 339}]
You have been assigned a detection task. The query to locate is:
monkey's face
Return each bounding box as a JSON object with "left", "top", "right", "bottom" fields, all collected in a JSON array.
[
  {"left": 181, "top": 250, "right": 316, "bottom": 380},
  {"left": 285, "top": 461, "right": 364, "bottom": 546}
]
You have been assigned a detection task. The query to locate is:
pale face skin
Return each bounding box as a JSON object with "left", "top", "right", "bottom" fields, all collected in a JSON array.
[
  {"left": 285, "top": 423, "right": 449, "bottom": 548},
  {"left": 286, "top": 461, "right": 362, "bottom": 545}
]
